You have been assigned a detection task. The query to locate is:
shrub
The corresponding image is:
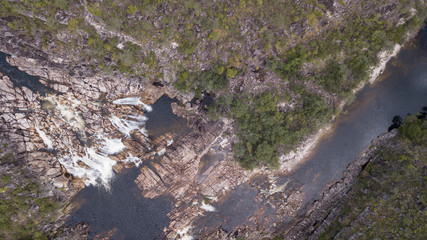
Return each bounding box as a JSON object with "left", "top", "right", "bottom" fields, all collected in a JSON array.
[
  {"left": 54, "top": 0, "right": 68, "bottom": 10},
  {"left": 399, "top": 114, "right": 427, "bottom": 144},
  {"left": 68, "top": 18, "right": 78, "bottom": 31},
  {"left": 127, "top": 4, "right": 138, "bottom": 15},
  {"left": 174, "top": 63, "right": 230, "bottom": 95},
  {"left": 88, "top": 3, "right": 102, "bottom": 17},
  {"left": 319, "top": 59, "right": 349, "bottom": 94}
]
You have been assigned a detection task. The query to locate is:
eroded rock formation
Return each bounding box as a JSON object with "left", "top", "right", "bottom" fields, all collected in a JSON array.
[{"left": 0, "top": 53, "right": 309, "bottom": 239}]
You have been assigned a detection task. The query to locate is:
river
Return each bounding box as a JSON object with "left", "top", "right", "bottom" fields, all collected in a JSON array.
[
  {"left": 283, "top": 25, "right": 427, "bottom": 208},
  {"left": 2, "top": 22, "right": 425, "bottom": 240},
  {"left": 190, "top": 23, "right": 427, "bottom": 236},
  {"left": 68, "top": 24, "right": 426, "bottom": 238},
  {"left": 66, "top": 95, "right": 188, "bottom": 239}
]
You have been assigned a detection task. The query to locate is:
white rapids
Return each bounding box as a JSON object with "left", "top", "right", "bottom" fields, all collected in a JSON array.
[
  {"left": 39, "top": 95, "right": 153, "bottom": 189},
  {"left": 59, "top": 147, "right": 118, "bottom": 188},
  {"left": 98, "top": 138, "right": 126, "bottom": 155},
  {"left": 109, "top": 115, "right": 148, "bottom": 137},
  {"left": 35, "top": 126, "right": 54, "bottom": 150},
  {"left": 200, "top": 202, "right": 216, "bottom": 212},
  {"left": 121, "top": 154, "right": 143, "bottom": 167},
  {"left": 45, "top": 96, "right": 86, "bottom": 131},
  {"left": 112, "top": 97, "right": 153, "bottom": 112}
]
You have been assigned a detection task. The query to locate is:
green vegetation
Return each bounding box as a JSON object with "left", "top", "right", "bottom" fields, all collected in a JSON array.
[
  {"left": 207, "top": 89, "right": 331, "bottom": 169},
  {"left": 174, "top": 63, "right": 231, "bottom": 96},
  {"left": 1, "top": 0, "right": 423, "bottom": 80},
  {"left": 318, "top": 114, "right": 427, "bottom": 239},
  {"left": 399, "top": 114, "right": 427, "bottom": 144},
  {"left": 0, "top": 146, "right": 60, "bottom": 239},
  {"left": 268, "top": 14, "right": 426, "bottom": 96},
  {"left": 0, "top": 0, "right": 425, "bottom": 169}
]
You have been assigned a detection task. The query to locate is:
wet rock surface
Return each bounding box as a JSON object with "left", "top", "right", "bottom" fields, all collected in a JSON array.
[
  {"left": 0, "top": 2, "right": 424, "bottom": 238},
  {"left": 0, "top": 53, "right": 385, "bottom": 239},
  {"left": 0, "top": 52, "right": 308, "bottom": 239},
  {"left": 0, "top": 52, "right": 169, "bottom": 231}
]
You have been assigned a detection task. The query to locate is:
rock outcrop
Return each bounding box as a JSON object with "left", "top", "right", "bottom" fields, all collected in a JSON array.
[
  {"left": 0, "top": 53, "right": 403, "bottom": 239},
  {"left": 0, "top": 52, "right": 310, "bottom": 238},
  {"left": 0, "top": 53, "right": 170, "bottom": 195},
  {"left": 0, "top": 0, "right": 424, "bottom": 238}
]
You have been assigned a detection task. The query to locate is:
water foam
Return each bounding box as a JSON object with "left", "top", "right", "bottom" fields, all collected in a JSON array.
[
  {"left": 200, "top": 202, "right": 216, "bottom": 212},
  {"left": 45, "top": 96, "right": 85, "bottom": 131},
  {"left": 35, "top": 126, "right": 53, "bottom": 150},
  {"left": 109, "top": 115, "right": 147, "bottom": 137},
  {"left": 113, "top": 97, "right": 153, "bottom": 112},
  {"left": 48, "top": 95, "right": 153, "bottom": 189},
  {"left": 175, "top": 225, "right": 193, "bottom": 240},
  {"left": 98, "top": 138, "right": 126, "bottom": 155},
  {"left": 121, "top": 154, "right": 143, "bottom": 167},
  {"left": 59, "top": 148, "right": 117, "bottom": 188},
  {"left": 60, "top": 137, "right": 126, "bottom": 188},
  {"left": 156, "top": 148, "right": 166, "bottom": 156}
]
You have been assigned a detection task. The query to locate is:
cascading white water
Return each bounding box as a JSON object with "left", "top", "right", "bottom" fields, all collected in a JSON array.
[
  {"left": 98, "top": 138, "right": 126, "bottom": 155},
  {"left": 59, "top": 147, "right": 117, "bottom": 188},
  {"left": 112, "top": 96, "right": 153, "bottom": 112},
  {"left": 35, "top": 95, "right": 153, "bottom": 189},
  {"left": 200, "top": 202, "right": 216, "bottom": 212},
  {"left": 35, "top": 126, "right": 54, "bottom": 150},
  {"left": 109, "top": 114, "right": 148, "bottom": 137},
  {"left": 45, "top": 96, "right": 85, "bottom": 131}
]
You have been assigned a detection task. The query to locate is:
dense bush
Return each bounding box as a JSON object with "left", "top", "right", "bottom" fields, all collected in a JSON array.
[
  {"left": 174, "top": 63, "right": 232, "bottom": 96},
  {"left": 399, "top": 114, "right": 427, "bottom": 144},
  {"left": 0, "top": 171, "right": 59, "bottom": 239},
  {"left": 266, "top": 44, "right": 310, "bottom": 81},
  {"left": 209, "top": 90, "right": 331, "bottom": 169},
  {"left": 318, "top": 59, "right": 349, "bottom": 94},
  {"left": 268, "top": 13, "right": 424, "bottom": 95},
  {"left": 0, "top": 144, "right": 61, "bottom": 239}
]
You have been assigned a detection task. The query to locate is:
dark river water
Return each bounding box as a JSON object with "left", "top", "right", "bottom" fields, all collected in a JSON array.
[
  {"left": 66, "top": 166, "right": 173, "bottom": 239},
  {"left": 1, "top": 22, "right": 426, "bottom": 240},
  {"left": 284, "top": 24, "right": 427, "bottom": 207},
  {"left": 145, "top": 95, "right": 189, "bottom": 139},
  {"left": 182, "top": 23, "right": 427, "bottom": 236},
  {"left": 66, "top": 96, "right": 188, "bottom": 239}
]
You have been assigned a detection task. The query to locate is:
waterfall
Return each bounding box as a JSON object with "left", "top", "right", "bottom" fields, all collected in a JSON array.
[{"left": 35, "top": 95, "right": 152, "bottom": 189}]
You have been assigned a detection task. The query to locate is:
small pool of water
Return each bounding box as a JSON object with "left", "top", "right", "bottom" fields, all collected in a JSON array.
[
  {"left": 193, "top": 183, "right": 260, "bottom": 234},
  {"left": 145, "top": 95, "right": 189, "bottom": 139}
]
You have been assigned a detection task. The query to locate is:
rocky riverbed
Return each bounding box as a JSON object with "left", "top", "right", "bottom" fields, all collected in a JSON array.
[
  {"left": 0, "top": 52, "right": 308, "bottom": 239},
  {"left": 1, "top": 0, "right": 425, "bottom": 238},
  {"left": 1, "top": 29, "right": 425, "bottom": 238}
]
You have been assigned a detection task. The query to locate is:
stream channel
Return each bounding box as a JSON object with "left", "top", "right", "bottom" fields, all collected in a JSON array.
[
  {"left": 1, "top": 22, "right": 426, "bottom": 240},
  {"left": 68, "top": 23, "right": 427, "bottom": 238}
]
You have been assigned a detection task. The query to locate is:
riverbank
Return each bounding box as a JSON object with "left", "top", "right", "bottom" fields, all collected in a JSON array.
[
  {"left": 278, "top": 40, "right": 407, "bottom": 174},
  {"left": 271, "top": 22, "right": 427, "bottom": 239},
  {"left": 281, "top": 130, "right": 398, "bottom": 239},
  {"left": 283, "top": 111, "right": 426, "bottom": 239},
  {"left": 281, "top": 17, "right": 427, "bottom": 174},
  {"left": 0, "top": 1, "right": 426, "bottom": 238},
  {"left": 315, "top": 114, "right": 426, "bottom": 239}
]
